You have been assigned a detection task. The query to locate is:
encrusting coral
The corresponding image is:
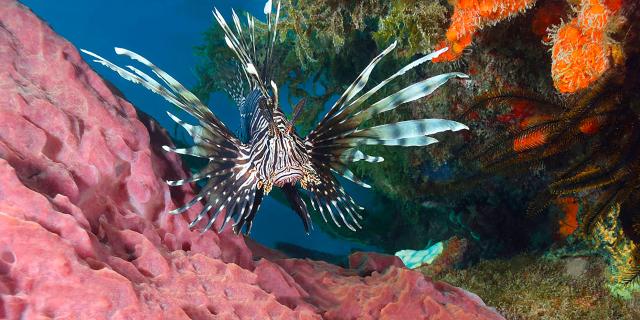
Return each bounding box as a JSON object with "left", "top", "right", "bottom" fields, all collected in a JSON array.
[
  {"left": 549, "top": 0, "right": 624, "bottom": 93},
  {"left": 591, "top": 204, "right": 640, "bottom": 298}
]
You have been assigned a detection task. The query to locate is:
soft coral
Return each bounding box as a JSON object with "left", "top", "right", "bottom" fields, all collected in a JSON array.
[{"left": 550, "top": 0, "right": 622, "bottom": 93}]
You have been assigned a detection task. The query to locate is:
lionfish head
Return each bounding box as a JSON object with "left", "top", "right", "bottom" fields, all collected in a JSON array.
[
  {"left": 272, "top": 123, "right": 320, "bottom": 188},
  {"left": 265, "top": 96, "right": 319, "bottom": 190}
]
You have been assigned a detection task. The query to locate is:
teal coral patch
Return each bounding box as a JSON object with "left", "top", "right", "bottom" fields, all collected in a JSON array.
[{"left": 395, "top": 241, "right": 444, "bottom": 269}]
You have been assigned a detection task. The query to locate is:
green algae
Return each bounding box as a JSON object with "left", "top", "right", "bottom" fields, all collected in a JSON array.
[
  {"left": 589, "top": 204, "right": 640, "bottom": 299},
  {"left": 373, "top": 0, "right": 449, "bottom": 57}
]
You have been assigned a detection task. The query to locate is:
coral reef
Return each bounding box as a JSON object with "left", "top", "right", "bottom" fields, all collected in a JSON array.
[
  {"left": 0, "top": 1, "right": 505, "bottom": 319},
  {"left": 434, "top": 254, "right": 640, "bottom": 319},
  {"left": 459, "top": 0, "right": 640, "bottom": 293}
]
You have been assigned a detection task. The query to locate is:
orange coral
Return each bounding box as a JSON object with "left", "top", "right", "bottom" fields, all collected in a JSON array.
[
  {"left": 550, "top": 0, "right": 621, "bottom": 93},
  {"left": 434, "top": 0, "right": 626, "bottom": 94},
  {"left": 556, "top": 197, "right": 579, "bottom": 238},
  {"left": 433, "top": 0, "right": 537, "bottom": 62}
]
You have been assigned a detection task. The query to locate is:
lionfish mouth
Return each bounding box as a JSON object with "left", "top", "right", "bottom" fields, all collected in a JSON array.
[{"left": 273, "top": 172, "right": 303, "bottom": 187}]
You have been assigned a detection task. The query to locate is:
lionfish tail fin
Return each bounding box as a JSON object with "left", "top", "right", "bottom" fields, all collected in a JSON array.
[{"left": 303, "top": 45, "right": 469, "bottom": 230}]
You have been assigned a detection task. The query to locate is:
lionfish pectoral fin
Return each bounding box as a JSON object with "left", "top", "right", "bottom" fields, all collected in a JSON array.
[
  {"left": 233, "top": 187, "right": 264, "bottom": 235},
  {"left": 282, "top": 184, "right": 312, "bottom": 234},
  {"left": 302, "top": 44, "right": 468, "bottom": 230},
  {"left": 81, "top": 47, "right": 271, "bottom": 236}
]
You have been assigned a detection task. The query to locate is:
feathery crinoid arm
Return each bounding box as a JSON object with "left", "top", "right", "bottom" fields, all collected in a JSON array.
[
  {"left": 81, "top": 48, "right": 261, "bottom": 234},
  {"left": 304, "top": 43, "right": 469, "bottom": 230}
]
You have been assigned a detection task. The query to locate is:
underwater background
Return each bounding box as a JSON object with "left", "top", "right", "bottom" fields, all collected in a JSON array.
[{"left": 14, "top": 0, "right": 640, "bottom": 318}]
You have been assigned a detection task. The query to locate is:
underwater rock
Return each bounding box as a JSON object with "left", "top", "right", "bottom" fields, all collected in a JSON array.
[
  {"left": 273, "top": 259, "right": 504, "bottom": 320},
  {"left": 420, "top": 237, "right": 469, "bottom": 278},
  {"left": 348, "top": 251, "right": 405, "bottom": 276},
  {"left": 0, "top": 1, "right": 505, "bottom": 319},
  {"left": 564, "top": 257, "right": 589, "bottom": 278}
]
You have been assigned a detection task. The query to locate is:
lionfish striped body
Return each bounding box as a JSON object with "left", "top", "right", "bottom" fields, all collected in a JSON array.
[{"left": 82, "top": 0, "right": 469, "bottom": 235}]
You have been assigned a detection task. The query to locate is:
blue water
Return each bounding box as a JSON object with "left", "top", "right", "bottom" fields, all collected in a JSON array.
[{"left": 21, "top": 0, "right": 380, "bottom": 259}]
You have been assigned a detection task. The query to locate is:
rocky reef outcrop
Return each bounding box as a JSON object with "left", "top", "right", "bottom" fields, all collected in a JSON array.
[{"left": 0, "top": 1, "right": 504, "bottom": 319}]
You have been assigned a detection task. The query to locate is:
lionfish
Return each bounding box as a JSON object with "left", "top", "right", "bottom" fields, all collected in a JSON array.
[{"left": 81, "top": 1, "right": 469, "bottom": 235}]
